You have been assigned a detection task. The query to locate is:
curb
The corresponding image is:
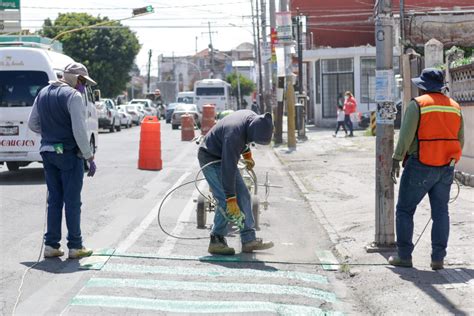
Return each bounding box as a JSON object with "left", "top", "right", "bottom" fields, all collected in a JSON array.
[{"left": 272, "top": 148, "right": 353, "bottom": 265}]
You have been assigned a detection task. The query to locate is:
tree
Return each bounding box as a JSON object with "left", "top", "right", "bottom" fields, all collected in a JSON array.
[
  {"left": 40, "top": 13, "right": 141, "bottom": 97},
  {"left": 225, "top": 73, "right": 255, "bottom": 102}
]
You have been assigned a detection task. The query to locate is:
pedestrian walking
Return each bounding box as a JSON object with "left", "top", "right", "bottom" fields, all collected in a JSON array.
[
  {"left": 333, "top": 105, "right": 347, "bottom": 137},
  {"left": 343, "top": 91, "right": 357, "bottom": 137},
  {"left": 198, "top": 110, "right": 274, "bottom": 255},
  {"left": 251, "top": 101, "right": 260, "bottom": 114},
  {"left": 389, "top": 68, "right": 464, "bottom": 270},
  {"left": 28, "top": 62, "right": 97, "bottom": 259}
]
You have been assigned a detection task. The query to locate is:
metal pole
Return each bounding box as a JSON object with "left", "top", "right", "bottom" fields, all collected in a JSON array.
[
  {"left": 255, "top": 0, "right": 264, "bottom": 113},
  {"left": 367, "top": 0, "right": 395, "bottom": 252},
  {"left": 147, "top": 49, "right": 152, "bottom": 92},
  {"left": 262, "top": 0, "right": 272, "bottom": 113},
  {"left": 208, "top": 21, "right": 214, "bottom": 77},
  {"left": 236, "top": 68, "right": 242, "bottom": 109}
]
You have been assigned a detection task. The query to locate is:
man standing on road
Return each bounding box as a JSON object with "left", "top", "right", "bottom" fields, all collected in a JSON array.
[
  {"left": 28, "top": 62, "right": 97, "bottom": 259},
  {"left": 389, "top": 68, "right": 464, "bottom": 270},
  {"left": 198, "top": 110, "right": 274, "bottom": 255}
]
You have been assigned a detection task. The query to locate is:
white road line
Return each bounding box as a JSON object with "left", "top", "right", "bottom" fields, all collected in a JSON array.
[
  {"left": 157, "top": 181, "right": 207, "bottom": 256},
  {"left": 116, "top": 172, "right": 191, "bottom": 253}
]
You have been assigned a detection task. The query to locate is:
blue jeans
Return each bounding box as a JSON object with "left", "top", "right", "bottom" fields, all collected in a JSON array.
[
  {"left": 396, "top": 157, "right": 454, "bottom": 261},
  {"left": 344, "top": 114, "right": 353, "bottom": 135},
  {"left": 41, "top": 151, "right": 84, "bottom": 249},
  {"left": 201, "top": 162, "right": 256, "bottom": 244}
]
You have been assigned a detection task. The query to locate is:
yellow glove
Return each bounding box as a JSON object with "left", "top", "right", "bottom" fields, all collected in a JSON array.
[
  {"left": 226, "top": 196, "right": 245, "bottom": 230},
  {"left": 242, "top": 151, "right": 255, "bottom": 170},
  {"left": 226, "top": 196, "right": 241, "bottom": 217}
]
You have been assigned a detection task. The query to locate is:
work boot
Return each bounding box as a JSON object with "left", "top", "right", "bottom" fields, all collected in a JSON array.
[
  {"left": 68, "top": 247, "right": 93, "bottom": 259},
  {"left": 242, "top": 238, "right": 274, "bottom": 253},
  {"left": 431, "top": 260, "right": 444, "bottom": 270},
  {"left": 44, "top": 245, "right": 64, "bottom": 258},
  {"left": 388, "top": 255, "right": 413, "bottom": 268},
  {"left": 208, "top": 235, "right": 235, "bottom": 255}
]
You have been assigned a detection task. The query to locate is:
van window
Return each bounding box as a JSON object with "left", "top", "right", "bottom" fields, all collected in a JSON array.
[
  {"left": 0, "top": 71, "right": 49, "bottom": 107},
  {"left": 177, "top": 96, "right": 194, "bottom": 104},
  {"left": 196, "top": 87, "right": 224, "bottom": 96}
]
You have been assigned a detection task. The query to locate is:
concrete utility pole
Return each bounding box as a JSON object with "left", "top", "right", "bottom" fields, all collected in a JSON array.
[
  {"left": 269, "top": 0, "right": 281, "bottom": 143},
  {"left": 262, "top": 0, "right": 272, "bottom": 113},
  {"left": 367, "top": 0, "right": 395, "bottom": 251},
  {"left": 255, "top": 0, "right": 265, "bottom": 113},
  {"left": 147, "top": 49, "right": 152, "bottom": 92},
  {"left": 208, "top": 22, "right": 214, "bottom": 77},
  {"left": 280, "top": 0, "right": 296, "bottom": 149}
]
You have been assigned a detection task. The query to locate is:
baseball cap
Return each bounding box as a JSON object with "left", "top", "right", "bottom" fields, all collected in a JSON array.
[{"left": 64, "top": 62, "right": 97, "bottom": 86}]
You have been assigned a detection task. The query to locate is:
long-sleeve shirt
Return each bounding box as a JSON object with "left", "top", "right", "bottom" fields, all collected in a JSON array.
[
  {"left": 393, "top": 99, "right": 465, "bottom": 161},
  {"left": 28, "top": 81, "right": 93, "bottom": 160}
]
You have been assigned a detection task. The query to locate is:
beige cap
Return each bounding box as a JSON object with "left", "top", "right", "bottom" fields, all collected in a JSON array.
[{"left": 64, "top": 62, "right": 97, "bottom": 86}]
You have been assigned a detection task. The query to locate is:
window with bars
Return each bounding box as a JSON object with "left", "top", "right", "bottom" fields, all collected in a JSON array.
[
  {"left": 321, "top": 58, "right": 354, "bottom": 118},
  {"left": 361, "top": 57, "right": 376, "bottom": 104}
]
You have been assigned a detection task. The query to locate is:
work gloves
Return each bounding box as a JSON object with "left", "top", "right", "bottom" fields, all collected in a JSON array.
[
  {"left": 226, "top": 196, "right": 245, "bottom": 230},
  {"left": 242, "top": 151, "right": 255, "bottom": 170},
  {"left": 87, "top": 159, "right": 97, "bottom": 177},
  {"left": 391, "top": 159, "right": 400, "bottom": 184}
]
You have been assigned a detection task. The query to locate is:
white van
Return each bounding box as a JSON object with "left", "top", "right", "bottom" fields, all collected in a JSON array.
[
  {"left": 176, "top": 91, "right": 194, "bottom": 104},
  {"left": 0, "top": 44, "right": 99, "bottom": 171},
  {"left": 193, "top": 79, "right": 233, "bottom": 113}
]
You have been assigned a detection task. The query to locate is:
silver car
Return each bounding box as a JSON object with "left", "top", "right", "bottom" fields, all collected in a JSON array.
[
  {"left": 125, "top": 104, "right": 145, "bottom": 125},
  {"left": 171, "top": 104, "right": 201, "bottom": 130}
]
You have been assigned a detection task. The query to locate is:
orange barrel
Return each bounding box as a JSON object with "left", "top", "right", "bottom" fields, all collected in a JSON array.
[
  {"left": 181, "top": 114, "right": 195, "bottom": 141},
  {"left": 138, "top": 116, "right": 162, "bottom": 170},
  {"left": 201, "top": 104, "right": 216, "bottom": 136}
]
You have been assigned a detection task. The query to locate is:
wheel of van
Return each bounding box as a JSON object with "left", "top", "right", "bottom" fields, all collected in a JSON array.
[
  {"left": 116, "top": 120, "right": 121, "bottom": 132},
  {"left": 6, "top": 162, "right": 20, "bottom": 171},
  {"left": 196, "top": 195, "right": 207, "bottom": 229},
  {"left": 90, "top": 137, "right": 96, "bottom": 154},
  {"left": 172, "top": 124, "right": 179, "bottom": 130},
  {"left": 109, "top": 120, "right": 115, "bottom": 133},
  {"left": 251, "top": 195, "right": 260, "bottom": 231}
]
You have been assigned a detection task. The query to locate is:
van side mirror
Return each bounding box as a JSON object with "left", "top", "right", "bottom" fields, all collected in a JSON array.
[{"left": 93, "top": 89, "right": 101, "bottom": 102}]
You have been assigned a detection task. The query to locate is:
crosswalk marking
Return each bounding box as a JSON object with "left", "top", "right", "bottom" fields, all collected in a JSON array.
[
  {"left": 86, "top": 277, "right": 337, "bottom": 302},
  {"left": 71, "top": 295, "right": 343, "bottom": 316},
  {"left": 102, "top": 263, "right": 328, "bottom": 284}
]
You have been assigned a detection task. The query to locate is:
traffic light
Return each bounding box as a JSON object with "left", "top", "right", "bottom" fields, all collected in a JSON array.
[{"left": 132, "top": 5, "right": 154, "bottom": 16}]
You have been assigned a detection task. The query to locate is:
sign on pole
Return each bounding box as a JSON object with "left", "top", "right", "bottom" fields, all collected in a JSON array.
[
  {"left": 0, "top": 20, "right": 20, "bottom": 32},
  {"left": 276, "top": 12, "right": 293, "bottom": 45},
  {"left": 0, "top": 0, "right": 20, "bottom": 10}
]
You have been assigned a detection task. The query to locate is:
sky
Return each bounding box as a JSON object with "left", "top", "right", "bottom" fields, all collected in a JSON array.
[{"left": 20, "top": 0, "right": 257, "bottom": 75}]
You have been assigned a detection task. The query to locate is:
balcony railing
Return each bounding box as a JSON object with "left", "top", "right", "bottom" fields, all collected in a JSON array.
[{"left": 450, "top": 63, "right": 474, "bottom": 106}]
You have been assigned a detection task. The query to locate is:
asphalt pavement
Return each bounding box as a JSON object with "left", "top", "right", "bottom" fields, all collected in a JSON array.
[{"left": 1, "top": 122, "right": 359, "bottom": 315}]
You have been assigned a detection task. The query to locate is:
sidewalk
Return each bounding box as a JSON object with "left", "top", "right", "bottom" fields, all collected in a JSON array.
[{"left": 273, "top": 126, "right": 474, "bottom": 315}]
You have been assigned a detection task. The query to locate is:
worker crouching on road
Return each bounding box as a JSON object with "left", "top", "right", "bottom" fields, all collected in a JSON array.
[
  {"left": 198, "top": 110, "right": 274, "bottom": 255},
  {"left": 28, "top": 62, "right": 97, "bottom": 259},
  {"left": 389, "top": 68, "right": 464, "bottom": 270}
]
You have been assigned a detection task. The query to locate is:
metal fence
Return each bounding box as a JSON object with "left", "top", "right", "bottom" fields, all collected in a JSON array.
[{"left": 450, "top": 63, "right": 474, "bottom": 106}]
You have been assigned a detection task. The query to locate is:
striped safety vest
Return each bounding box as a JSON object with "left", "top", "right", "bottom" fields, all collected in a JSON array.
[{"left": 415, "top": 93, "right": 462, "bottom": 167}]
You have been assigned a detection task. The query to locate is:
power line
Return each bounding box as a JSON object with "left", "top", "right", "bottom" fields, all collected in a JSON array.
[{"left": 22, "top": 1, "right": 249, "bottom": 10}]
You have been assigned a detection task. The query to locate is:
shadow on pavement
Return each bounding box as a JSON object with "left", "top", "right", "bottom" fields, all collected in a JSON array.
[
  {"left": 388, "top": 266, "right": 474, "bottom": 316},
  {"left": 0, "top": 168, "right": 45, "bottom": 186},
  {"left": 20, "top": 258, "right": 85, "bottom": 274}
]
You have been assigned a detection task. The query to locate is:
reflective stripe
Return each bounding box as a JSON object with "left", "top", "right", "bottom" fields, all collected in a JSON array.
[{"left": 420, "top": 105, "right": 461, "bottom": 116}]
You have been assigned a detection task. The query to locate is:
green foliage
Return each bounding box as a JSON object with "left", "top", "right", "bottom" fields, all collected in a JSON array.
[
  {"left": 225, "top": 73, "right": 255, "bottom": 99},
  {"left": 40, "top": 13, "right": 141, "bottom": 97}
]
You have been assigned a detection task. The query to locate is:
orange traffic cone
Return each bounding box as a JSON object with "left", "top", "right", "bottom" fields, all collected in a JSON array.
[{"left": 138, "top": 116, "right": 162, "bottom": 170}]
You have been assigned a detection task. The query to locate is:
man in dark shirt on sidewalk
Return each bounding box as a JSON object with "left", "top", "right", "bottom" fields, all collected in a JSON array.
[{"left": 198, "top": 110, "right": 274, "bottom": 255}]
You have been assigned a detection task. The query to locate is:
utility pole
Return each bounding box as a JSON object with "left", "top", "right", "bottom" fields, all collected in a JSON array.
[
  {"left": 270, "top": 0, "right": 282, "bottom": 144},
  {"left": 261, "top": 0, "right": 272, "bottom": 114},
  {"left": 367, "top": 0, "right": 395, "bottom": 252},
  {"left": 195, "top": 36, "right": 198, "bottom": 55},
  {"left": 147, "top": 49, "right": 152, "bottom": 92},
  {"left": 255, "top": 0, "right": 265, "bottom": 113},
  {"left": 208, "top": 22, "right": 214, "bottom": 77},
  {"left": 279, "top": 0, "right": 296, "bottom": 149}
]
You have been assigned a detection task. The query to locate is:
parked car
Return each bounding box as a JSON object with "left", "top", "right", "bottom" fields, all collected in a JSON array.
[
  {"left": 117, "top": 106, "right": 133, "bottom": 128},
  {"left": 130, "top": 99, "right": 159, "bottom": 118},
  {"left": 171, "top": 103, "right": 201, "bottom": 130},
  {"left": 165, "top": 102, "right": 180, "bottom": 123},
  {"left": 125, "top": 104, "right": 145, "bottom": 125},
  {"left": 96, "top": 98, "right": 121, "bottom": 132}
]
